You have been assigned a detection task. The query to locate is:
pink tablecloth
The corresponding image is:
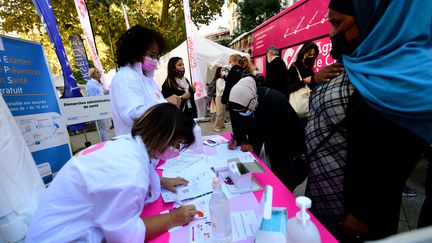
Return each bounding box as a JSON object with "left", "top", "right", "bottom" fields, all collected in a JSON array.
[{"left": 142, "top": 134, "right": 338, "bottom": 243}]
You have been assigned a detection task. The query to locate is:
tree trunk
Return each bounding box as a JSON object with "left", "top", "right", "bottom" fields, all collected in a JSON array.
[{"left": 161, "top": 0, "right": 170, "bottom": 26}]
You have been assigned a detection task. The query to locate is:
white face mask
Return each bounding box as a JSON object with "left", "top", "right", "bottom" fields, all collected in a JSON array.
[{"left": 253, "top": 70, "right": 259, "bottom": 76}]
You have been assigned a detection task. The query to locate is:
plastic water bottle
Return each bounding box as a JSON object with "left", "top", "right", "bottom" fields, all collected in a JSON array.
[
  {"left": 209, "top": 178, "right": 232, "bottom": 243},
  {"left": 190, "top": 120, "right": 204, "bottom": 154},
  {"left": 286, "top": 196, "right": 321, "bottom": 243}
]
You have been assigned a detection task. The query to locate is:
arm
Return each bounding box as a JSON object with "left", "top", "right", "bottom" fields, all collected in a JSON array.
[
  {"left": 111, "top": 75, "right": 158, "bottom": 127},
  {"left": 143, "top": 205, "right": 197, "bottom": 240},
  {"left": 286, "top": 66, "right": 306, "bottom": 94}
]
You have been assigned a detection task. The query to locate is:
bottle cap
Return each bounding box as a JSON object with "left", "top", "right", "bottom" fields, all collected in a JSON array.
[
  {"left": 295, "top": 196, "right": 312, "bottom": 227},
  {"left": 212, "top": 177, "right": 221, "bottom": 189}
]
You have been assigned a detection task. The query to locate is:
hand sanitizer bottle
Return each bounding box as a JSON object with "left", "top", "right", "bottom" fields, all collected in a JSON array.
[
  {"left": 190, "top": 120, "right": 204, "bottom": 154},
  {"left": 209, "top": 178, "right": 232, "bottom": 243},
  {"left": 287, "top": 196, "right": 321, "bottom": 243}
]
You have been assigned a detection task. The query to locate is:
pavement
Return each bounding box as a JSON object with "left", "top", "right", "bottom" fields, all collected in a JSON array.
[{"left": 69, "top": 119, "right": 428, "bottom": 235}]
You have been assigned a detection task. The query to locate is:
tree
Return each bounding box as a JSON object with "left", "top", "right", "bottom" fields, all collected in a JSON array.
[
  {"left": 234, "top": 0, "right": 281, "bottom": 37},
  {"left": 0, "top": 0, "right": 224, "bottom": 78}
]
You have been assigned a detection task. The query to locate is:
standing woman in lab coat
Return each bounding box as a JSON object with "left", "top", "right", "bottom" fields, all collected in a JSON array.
[
  {"left": 26, "top": 103, "right": 198, "bottom": 242},
  {"left": 110, "top": 25, "right": 167, "bottom": 136}
]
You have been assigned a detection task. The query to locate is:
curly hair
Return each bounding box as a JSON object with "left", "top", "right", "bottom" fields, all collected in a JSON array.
[{"left": 115, "top": 25, "right": 166, "bottom": 67}]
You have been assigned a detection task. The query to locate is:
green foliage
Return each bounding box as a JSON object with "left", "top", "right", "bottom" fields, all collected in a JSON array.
[
  {"left": 0, "top": 0, "right": 223, "bottom": 77},
  {"left": 235, "top": 0, "right": 281, "bottom": 34}
]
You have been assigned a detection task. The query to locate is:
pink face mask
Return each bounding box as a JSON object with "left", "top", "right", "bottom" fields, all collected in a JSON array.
[
  {"left": 142, "top": 56, "right": 158, "bottom": 72},
  {"left": 155, "top": 147, "right": 179, "bottom": 161}
]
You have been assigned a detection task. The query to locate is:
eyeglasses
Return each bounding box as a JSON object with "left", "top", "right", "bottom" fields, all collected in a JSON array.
[
  {"left": 233, "top": 97, "right": 256, "bottom": 112},
  {"left": 146, "top": 52, "right": 160, "bottom": 60}
]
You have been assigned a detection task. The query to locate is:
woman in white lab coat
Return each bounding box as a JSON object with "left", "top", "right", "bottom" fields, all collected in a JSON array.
[
  {"left": 110, "top": 25, "right": 167, "bottom": 136},
  {"left": 26, "top": 103, "right": 197, "bottom": 242}
]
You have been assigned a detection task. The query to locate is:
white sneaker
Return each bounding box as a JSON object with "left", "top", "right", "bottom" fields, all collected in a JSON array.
[{"left": 213, "top": 128, "right": 222, "bottom": 132}]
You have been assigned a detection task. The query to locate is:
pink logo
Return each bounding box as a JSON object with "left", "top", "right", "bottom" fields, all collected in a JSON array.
[
  {"left": 77, "top": 0, "right": 87, "bottom": 18},
  {"left": 193, "top": 81, "right": 204, "bottom": 98}
]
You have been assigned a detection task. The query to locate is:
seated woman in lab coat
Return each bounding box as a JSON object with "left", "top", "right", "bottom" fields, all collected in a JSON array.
[{"left": 26, "top": 103, "right": 198, "bottom": 242}]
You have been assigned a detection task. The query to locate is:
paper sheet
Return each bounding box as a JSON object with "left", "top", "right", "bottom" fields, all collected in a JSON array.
[
  {"left": 231, "top": 210, "right": 257, "bottom": 240},
  {"left": 161, "top": 170, "right": 214, "bottom": 202},
  {"left": 158, "top": 154, "right": 203, "bottom": 173},
  {"left": 203, "top": 136, "right": 228, "bottom": 147}
]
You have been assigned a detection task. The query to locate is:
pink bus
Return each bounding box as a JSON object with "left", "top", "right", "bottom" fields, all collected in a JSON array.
[{"left": 252, "top": 0, "right": 334, "bottom": 75}]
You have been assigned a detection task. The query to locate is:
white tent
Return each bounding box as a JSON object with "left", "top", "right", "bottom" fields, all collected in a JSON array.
[{"left": 154, "top": 32, "right": 249, "bottom": 118}]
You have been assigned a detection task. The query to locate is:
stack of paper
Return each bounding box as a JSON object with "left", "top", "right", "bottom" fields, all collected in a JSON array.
[
  {"left": 161, "top": 170, "right": 214, "bottom": 202},
  {"left": 158, "top": 154, "right": 203, "bottom": 173}
]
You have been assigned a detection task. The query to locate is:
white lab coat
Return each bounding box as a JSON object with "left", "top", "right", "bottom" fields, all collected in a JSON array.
[
  {"left": 110, "top": 62, "right": 166, "bottom": 135},
  {"left": 26, "top": 134, "right": 161, "bottom": 243}
]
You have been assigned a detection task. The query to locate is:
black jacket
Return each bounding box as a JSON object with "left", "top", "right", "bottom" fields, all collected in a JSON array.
[
  {"left": 264, "top": 57, "right": 290, "bottom": 97},
  {"left": 286, "top": 64, "right": 317, "bottom": 94},
  {"left": 221, "top": 65, "right": 244, "bottom": 104},
  {"left": 161, "top": 78, "right": 197, "bottom": 119}
]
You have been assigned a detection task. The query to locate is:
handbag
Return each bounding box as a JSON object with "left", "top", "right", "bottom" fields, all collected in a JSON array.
[{"left": 289, "top": 65, "right": 311, "bottom": 118}]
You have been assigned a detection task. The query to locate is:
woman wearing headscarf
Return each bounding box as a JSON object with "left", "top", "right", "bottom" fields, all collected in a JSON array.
[
  {"left": 306, "top": 0, "right": 432, "bottom": 241},
  {"left": 162, "top": 57, "right": 197, "bottom": 119},
  {"left": 229, "top": 76, "right": 306, "bottom": 191}
]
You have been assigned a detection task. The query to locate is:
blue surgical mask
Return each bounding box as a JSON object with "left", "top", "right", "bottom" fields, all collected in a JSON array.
[{"left": 239, "top": 109, "right": 254, "bottom": 117}]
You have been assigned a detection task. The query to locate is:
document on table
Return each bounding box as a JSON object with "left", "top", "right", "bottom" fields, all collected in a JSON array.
[
  {"left": 161, "top": 170, "right": 214, "bottom": 202},
  {"left": 207, "top": 145, "right": 257, "bottom": 172},
  {"left": 231, "top": 210, "right": 257, "bottom": 241},
  {"left": 158, "top": 154, "right": 203, "bottom": 173}
]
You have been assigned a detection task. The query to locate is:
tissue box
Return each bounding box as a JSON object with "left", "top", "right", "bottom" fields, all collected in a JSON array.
[
  {"left": 255, "top": 207, "right": 288, "bottom": 242},
  {"left": 228, "top": 162, "right": 252, "bottom": 189}
]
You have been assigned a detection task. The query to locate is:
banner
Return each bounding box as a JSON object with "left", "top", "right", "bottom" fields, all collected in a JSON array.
[
  {"left": 70, "top": 33, "right": 91, "bottom": 83},
  {"left": 60, "top": 95, "right": 112, "bottom": 125},
  {"left": 182, "top": 0, "right": 206, "bottom": 99},
  {"left": 32, "top": 0, "right": 82, "bottom": 98},
  {"left": 0, "top": 35, "right": 72, "bottom": 183},
  {"left": 121, "top": 1, "right": 130, "bottom": 30},
  {"left": 74, "top": 0, "right": 107, "bottom": 89}
]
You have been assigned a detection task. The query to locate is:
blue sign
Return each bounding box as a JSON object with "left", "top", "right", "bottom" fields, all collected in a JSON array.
[{"left": 0, "top": 35, "right": 72, "bottom": 183}]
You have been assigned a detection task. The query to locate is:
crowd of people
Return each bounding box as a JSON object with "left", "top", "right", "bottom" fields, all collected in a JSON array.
[{"left": 25, "top": 0, "right": 431, "bottom": 242}]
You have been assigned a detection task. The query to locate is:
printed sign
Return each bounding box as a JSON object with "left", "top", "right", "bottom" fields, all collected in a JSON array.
[
  {"left": 59, "top": 95, "right": 112, "bottom": 125},
  {"left": 0, "top": 35, "right": 72, "bottom": 183}
]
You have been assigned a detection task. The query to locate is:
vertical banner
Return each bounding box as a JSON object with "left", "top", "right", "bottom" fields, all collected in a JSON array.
[
  {"left": 121, "top": 1, "right": 131, "bottom": 30},
  {"left": 32, "top": 0, "right": 82, "bottom": 98},
  {"left": 182, "top": 0, "right": 207, "bottom": 100},
  {"left": 70, "top": 34, "right": 91, "bottom": 83},
  {"left": 74, "top": 0, "right": 107, "bottom": 89},
  {"left": 0, "top": 35, "right": 72, "bottom": 183}
]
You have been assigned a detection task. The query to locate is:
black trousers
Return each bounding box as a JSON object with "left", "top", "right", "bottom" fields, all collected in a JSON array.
[
  {"left": 344, "top": 91, "right": 425, "bottom": 240},
  {"left": 418, "top": 146, "right": 432, "bottom": 228}
]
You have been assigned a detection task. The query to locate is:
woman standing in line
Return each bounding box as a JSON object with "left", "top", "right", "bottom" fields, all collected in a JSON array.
[
  {"left": 162, "top": 57, "right": 197, "bottom": 119},
  {"left": 212, "top": 66, "right": 229, "bottom": 132}
]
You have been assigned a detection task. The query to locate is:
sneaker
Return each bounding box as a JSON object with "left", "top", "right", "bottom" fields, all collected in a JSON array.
[
  {"left": 213, "top": 128, "right": 222, "bottom": 132},
  {"left": 402, "top": 184, "right": 417, "bottom": 197},
  {"left": 224, "top": 120, "right": 231, "bottom": 125}
]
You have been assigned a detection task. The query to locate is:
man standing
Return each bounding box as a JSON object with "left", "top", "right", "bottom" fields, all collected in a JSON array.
[{"left": 264, "top": 46, "right": 289, "bottom": 97}]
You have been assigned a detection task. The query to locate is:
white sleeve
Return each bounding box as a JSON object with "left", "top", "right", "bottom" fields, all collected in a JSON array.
[
  {"left": 111, "top": 77, "right": 153, "bottom": 126},
  {"left": 91, "top": 185, "right": 146, "bottom": 243}
]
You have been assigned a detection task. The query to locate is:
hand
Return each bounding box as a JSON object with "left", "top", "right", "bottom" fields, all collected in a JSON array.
[
  {"left": 176, "top": 95, "right": 182, "bottom": 104},
  {"left": 182, "top": 91, "right": 191, "bottom": 100},
  {"left": 160, "top": 177, "right": 189, "bottom": 193},
  {"left": 228, "top": 139, "right": 238, "bottom": 150},
  {"left": 314, "top": 63, "right": 344, "bottom": 83},
  {"left": 241, "top": 144, "right": 253, "bottom": 152},
  {"left": 170, "top": 205, "right": 197, "bottom": 226},
  {"left": 303, "top": 76, "right": 312, "bottom": 84}
]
